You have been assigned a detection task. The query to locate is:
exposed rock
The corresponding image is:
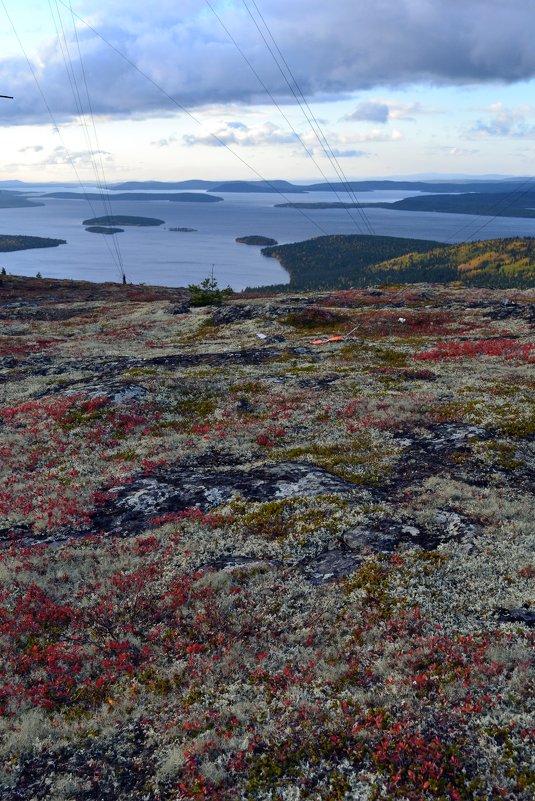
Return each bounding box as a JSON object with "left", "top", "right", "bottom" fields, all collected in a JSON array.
[
  {"left": 299, "top": 549, "right": 362, "bottom": 584},
  {"left": 343, "top": 510, "right": 480, "bottom": 554},
  {"left": 89, "top": 462, "right": 356, "bottom": 536},
  {"left": 496, "top": 607, "right": 535, "bottom": 627}
]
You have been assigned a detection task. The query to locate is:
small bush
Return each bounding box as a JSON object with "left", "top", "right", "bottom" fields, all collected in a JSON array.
[{"left": 188, "top": 274, "right": 232, "bottom": 307}]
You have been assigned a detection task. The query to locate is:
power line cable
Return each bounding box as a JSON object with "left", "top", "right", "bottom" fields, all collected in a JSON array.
[
  {"left": 54, "top": 0, "right": 332, "bottom": 238},
  {"left": 447, "top": 177, "right": 535, "bottom": 244},
  {"left": 63, "top": 0, "right": 125, "bottom": 279},
  {"left": 204, "top": 0, "right": 367, "bottom": 234},
  {"left": 0, "top": 0, "right": 126, "bottom": 282},
  {"left": 242, "top": 0, "right": 375, "bottom": 235},
  {"left": 47, "top": 0, "right": 125, "bottom": 279}
]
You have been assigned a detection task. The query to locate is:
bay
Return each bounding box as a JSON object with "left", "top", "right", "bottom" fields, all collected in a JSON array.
[{"left": 2, "top": 186, "right": 535, "bottom": 290}]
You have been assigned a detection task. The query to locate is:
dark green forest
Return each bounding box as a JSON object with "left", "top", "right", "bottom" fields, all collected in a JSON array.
[{"left": 260, "top": 235, "right": 535, "bottom": 290}]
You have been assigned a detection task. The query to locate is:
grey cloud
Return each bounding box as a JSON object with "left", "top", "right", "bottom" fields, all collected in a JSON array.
[
  {"left": 18, "top": 145, "right": 44, "bottom": 152},
  {"left": 468, "top": 104, "right": 535, "bottom": 138},
  {"left": 328, "top": 148, "right": 368, "bottom": 158},
  {"left": 2, "top": 1, "right": 535, "bottom": 124},
  {"left": 346, "top": 102, "right": 390, "bottom": 123}
]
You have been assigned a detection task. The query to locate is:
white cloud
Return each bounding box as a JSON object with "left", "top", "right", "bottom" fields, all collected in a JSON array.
[{"left": 183, "top": 121, "right": 298, "bottom": 147}]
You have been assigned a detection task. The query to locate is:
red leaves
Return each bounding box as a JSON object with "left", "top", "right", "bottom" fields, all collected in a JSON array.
[
  {"left": 256, "top": 425, "right": 286, "bottom": 447},
  {"left": 416, "top": 338, "right": 534, "bottom": 362}
]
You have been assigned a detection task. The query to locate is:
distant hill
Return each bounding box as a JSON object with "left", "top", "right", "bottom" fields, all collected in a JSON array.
[
  {"left": 262, "top": 235, "right": 444, "bottom": 290},
  {"left": 371, "top": 237, "right": 535, "bottom": 287},
  {"left": 0, "top": 190, "right": 43, "bottom": 209},
  {"left": 358, "top": 191, "right": 535, "bottom": 219},
  {"left": 46, "top": 192, "right": 222, "bottom": 204},
  {"left": 107, "top": 178, "right": 533, "bottom": 195},
  {"left": 261, "top": 235, "right": 535, "bottom": 290}
]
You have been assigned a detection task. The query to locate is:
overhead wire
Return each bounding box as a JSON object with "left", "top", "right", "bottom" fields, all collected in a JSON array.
[
  {"left": 53, "top": 0, "right": 332, "bottom": 238},
  {"left": 0, "top": 0, "right": 126, "bottom": 283},
  {"left": 446, "top": 176, "right": 535, "bottom": 244},
  {"left": 241, "top": 0, "right": 375, "bottom": 235},
  {"left": 47, "top": 0, "right": 125, "bottom": 280},
  {"left": 204, "top": 0, "right": 368, "bottom": 234},
  {"left": 64, "top": 0, "right": 125, "bottom": 279}
]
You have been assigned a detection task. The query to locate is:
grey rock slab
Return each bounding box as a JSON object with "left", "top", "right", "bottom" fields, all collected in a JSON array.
[
  {"left": 342, "top": 511, "right": 481, "bottom": 554},
  {"left": 299, "top": 549, "right": 362, "bottom": 584},
  {"left": 90, "top": 461, "right": 355, "bottom": 536}
]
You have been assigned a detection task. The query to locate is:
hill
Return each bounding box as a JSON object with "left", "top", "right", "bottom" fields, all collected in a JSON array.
[
  {"left": 0, "top": 234, "right": 66, "bottom": 252},
  {"left": 359, "top": 191, "right": 535, "bottom": 219},
  {"left": 0, "top": 275, "right": 532, "bottom": 801},
  {"left": 262, "top": 235, "right": 535, "bottom": 290},
  {"left": 371, "top": 237, "right": 535, "bottom": 287},
  {"left": 261, "top": 234, "right": 445, "bottom": 289}
]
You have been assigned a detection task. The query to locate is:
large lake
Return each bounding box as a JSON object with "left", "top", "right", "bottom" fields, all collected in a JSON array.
[{"left": 2, "top": 187, "right": 535, "bottom": 290}]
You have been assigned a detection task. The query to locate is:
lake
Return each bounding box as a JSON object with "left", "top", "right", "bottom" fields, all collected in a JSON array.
[{"left": 2, "top": 186, "right": 535, "bottom": 289}]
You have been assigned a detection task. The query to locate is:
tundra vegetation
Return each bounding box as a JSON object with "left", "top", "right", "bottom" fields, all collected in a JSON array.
[{"left": 0, "top": 268, "right": 533, "bottom": 801}]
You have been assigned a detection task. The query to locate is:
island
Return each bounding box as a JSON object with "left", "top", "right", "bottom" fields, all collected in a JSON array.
[
  {"left": 0, "top": 234, "right": 66, "bottom": 252},
  {"left": 47, "top": 192, "right": 223, "bottom": 204},
  {"left": 85, "top": 226, "right": 124, "bottom": 235},
  {"left": 236, "top": 235, "right": 278, "bottom": 246},
  {"left": 0, "top": 190, "right": 44, "bottom": 209},
  {"left": 276, "top": 190, "right": 535, "bottom": 219},
  {"left": 168, "top": 227, "right": 197, "bottom": 232},
  {"left": 82, "top": 215, "right": 165, "bottom": 227}
]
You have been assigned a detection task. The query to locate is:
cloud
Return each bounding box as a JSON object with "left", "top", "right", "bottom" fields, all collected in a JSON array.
[
  {"left": 183, "top": 121, "right": 298, "bottom": 147},
  {"left": 150, "top": 136, "right": 178, "bottom": 147},
  {"left": 468, "top": 103, "right": 535, "bottom": 138},
  {"left": 328, "top": 148, "right": 368, "bottom": 158},
  {"left": 18, "top": 145, "right": 44, "bottom": 152},
  {"left": 39, "top": 145, "right": 113, "bottom": 167},
  {"left": 346, "top": 102, "right": 390, "bottom": 123},
  {"left": 2, "top": 1, "right": 535, "bottom": 124}
]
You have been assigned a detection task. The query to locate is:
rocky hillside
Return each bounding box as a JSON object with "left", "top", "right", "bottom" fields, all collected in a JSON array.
[{"left": 0, "top": 275, "right": 533, "bottom": 800}]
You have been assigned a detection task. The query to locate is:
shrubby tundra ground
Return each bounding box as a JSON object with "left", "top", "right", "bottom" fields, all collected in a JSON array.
[{"left": 0, "top": 274, "right": 533, "bottom": 800}]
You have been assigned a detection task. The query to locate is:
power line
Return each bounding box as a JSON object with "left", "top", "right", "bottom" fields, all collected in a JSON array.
[
  {"left": 62, "top": 0, "right": 125, "bottom": 279},
  {"left": 204, "top": 0, "right": 367, "bottom": 234},
  {"left": 241, "top": 0, "right": 375, "bottom": 235},
  {"left": 55, "top": 0, "right": 332, "bottom": 239},
  {"left": 0, "top": 0, "right": 126, "bottom": 283},
  {"left": 447, "top": 177, "right": 535, "bottom": 244}
]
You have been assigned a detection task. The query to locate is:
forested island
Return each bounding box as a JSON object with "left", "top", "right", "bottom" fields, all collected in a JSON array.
[
  {"left": 85, "top": 226, "right": 124, "bottom": 235},
  {"left": 236, "top": 235, "right": 278, "bottom": 245},
  {"left": 261, "top": 234, "right": 444, "bottom": 290},
  {"left": 82, "top": 215, "right": 164, "bottom": 227},
  {"left": 261, "top": 234, "right": 535, "bottom": 290},
  {"left": 47, "top": 192, "right": 223, "bottom": 203},
  {"left": 277, "top": 190, "right": 535, "bottom": 219},
  {"left": 0, "top": 234, "right": 66, "bottom": 252},
  {"left": 0, "top": 190, "right": 43, "bottom": 209}
]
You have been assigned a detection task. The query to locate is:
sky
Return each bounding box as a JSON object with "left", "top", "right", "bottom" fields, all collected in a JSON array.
[{"left": 1, "top": 0, "right": 535, "bottom": 183}]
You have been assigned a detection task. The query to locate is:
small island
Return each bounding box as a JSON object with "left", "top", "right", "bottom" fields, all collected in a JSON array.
[
  {"left": 236, "top": 235, "right": 278, "bottom": 246},
  {"left": 85, "top": 226, "right": 124, "bottom": 235},
  {"left": 0, "top": 234, "right": 66, "bottom": 252},
  {"left": 82, "top": 215, "right": 164, "bottom": 227},
  {"left": 169, "top": 227, "right": 197, "bottom": 232}
]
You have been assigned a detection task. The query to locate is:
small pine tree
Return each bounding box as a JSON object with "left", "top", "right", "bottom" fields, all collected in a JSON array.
[
  {"left": 1, "top": 267, "right": 6, "bottom": 276},
  {"left": 188, "top": 269, "right": 232, "bottom": 307}
]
